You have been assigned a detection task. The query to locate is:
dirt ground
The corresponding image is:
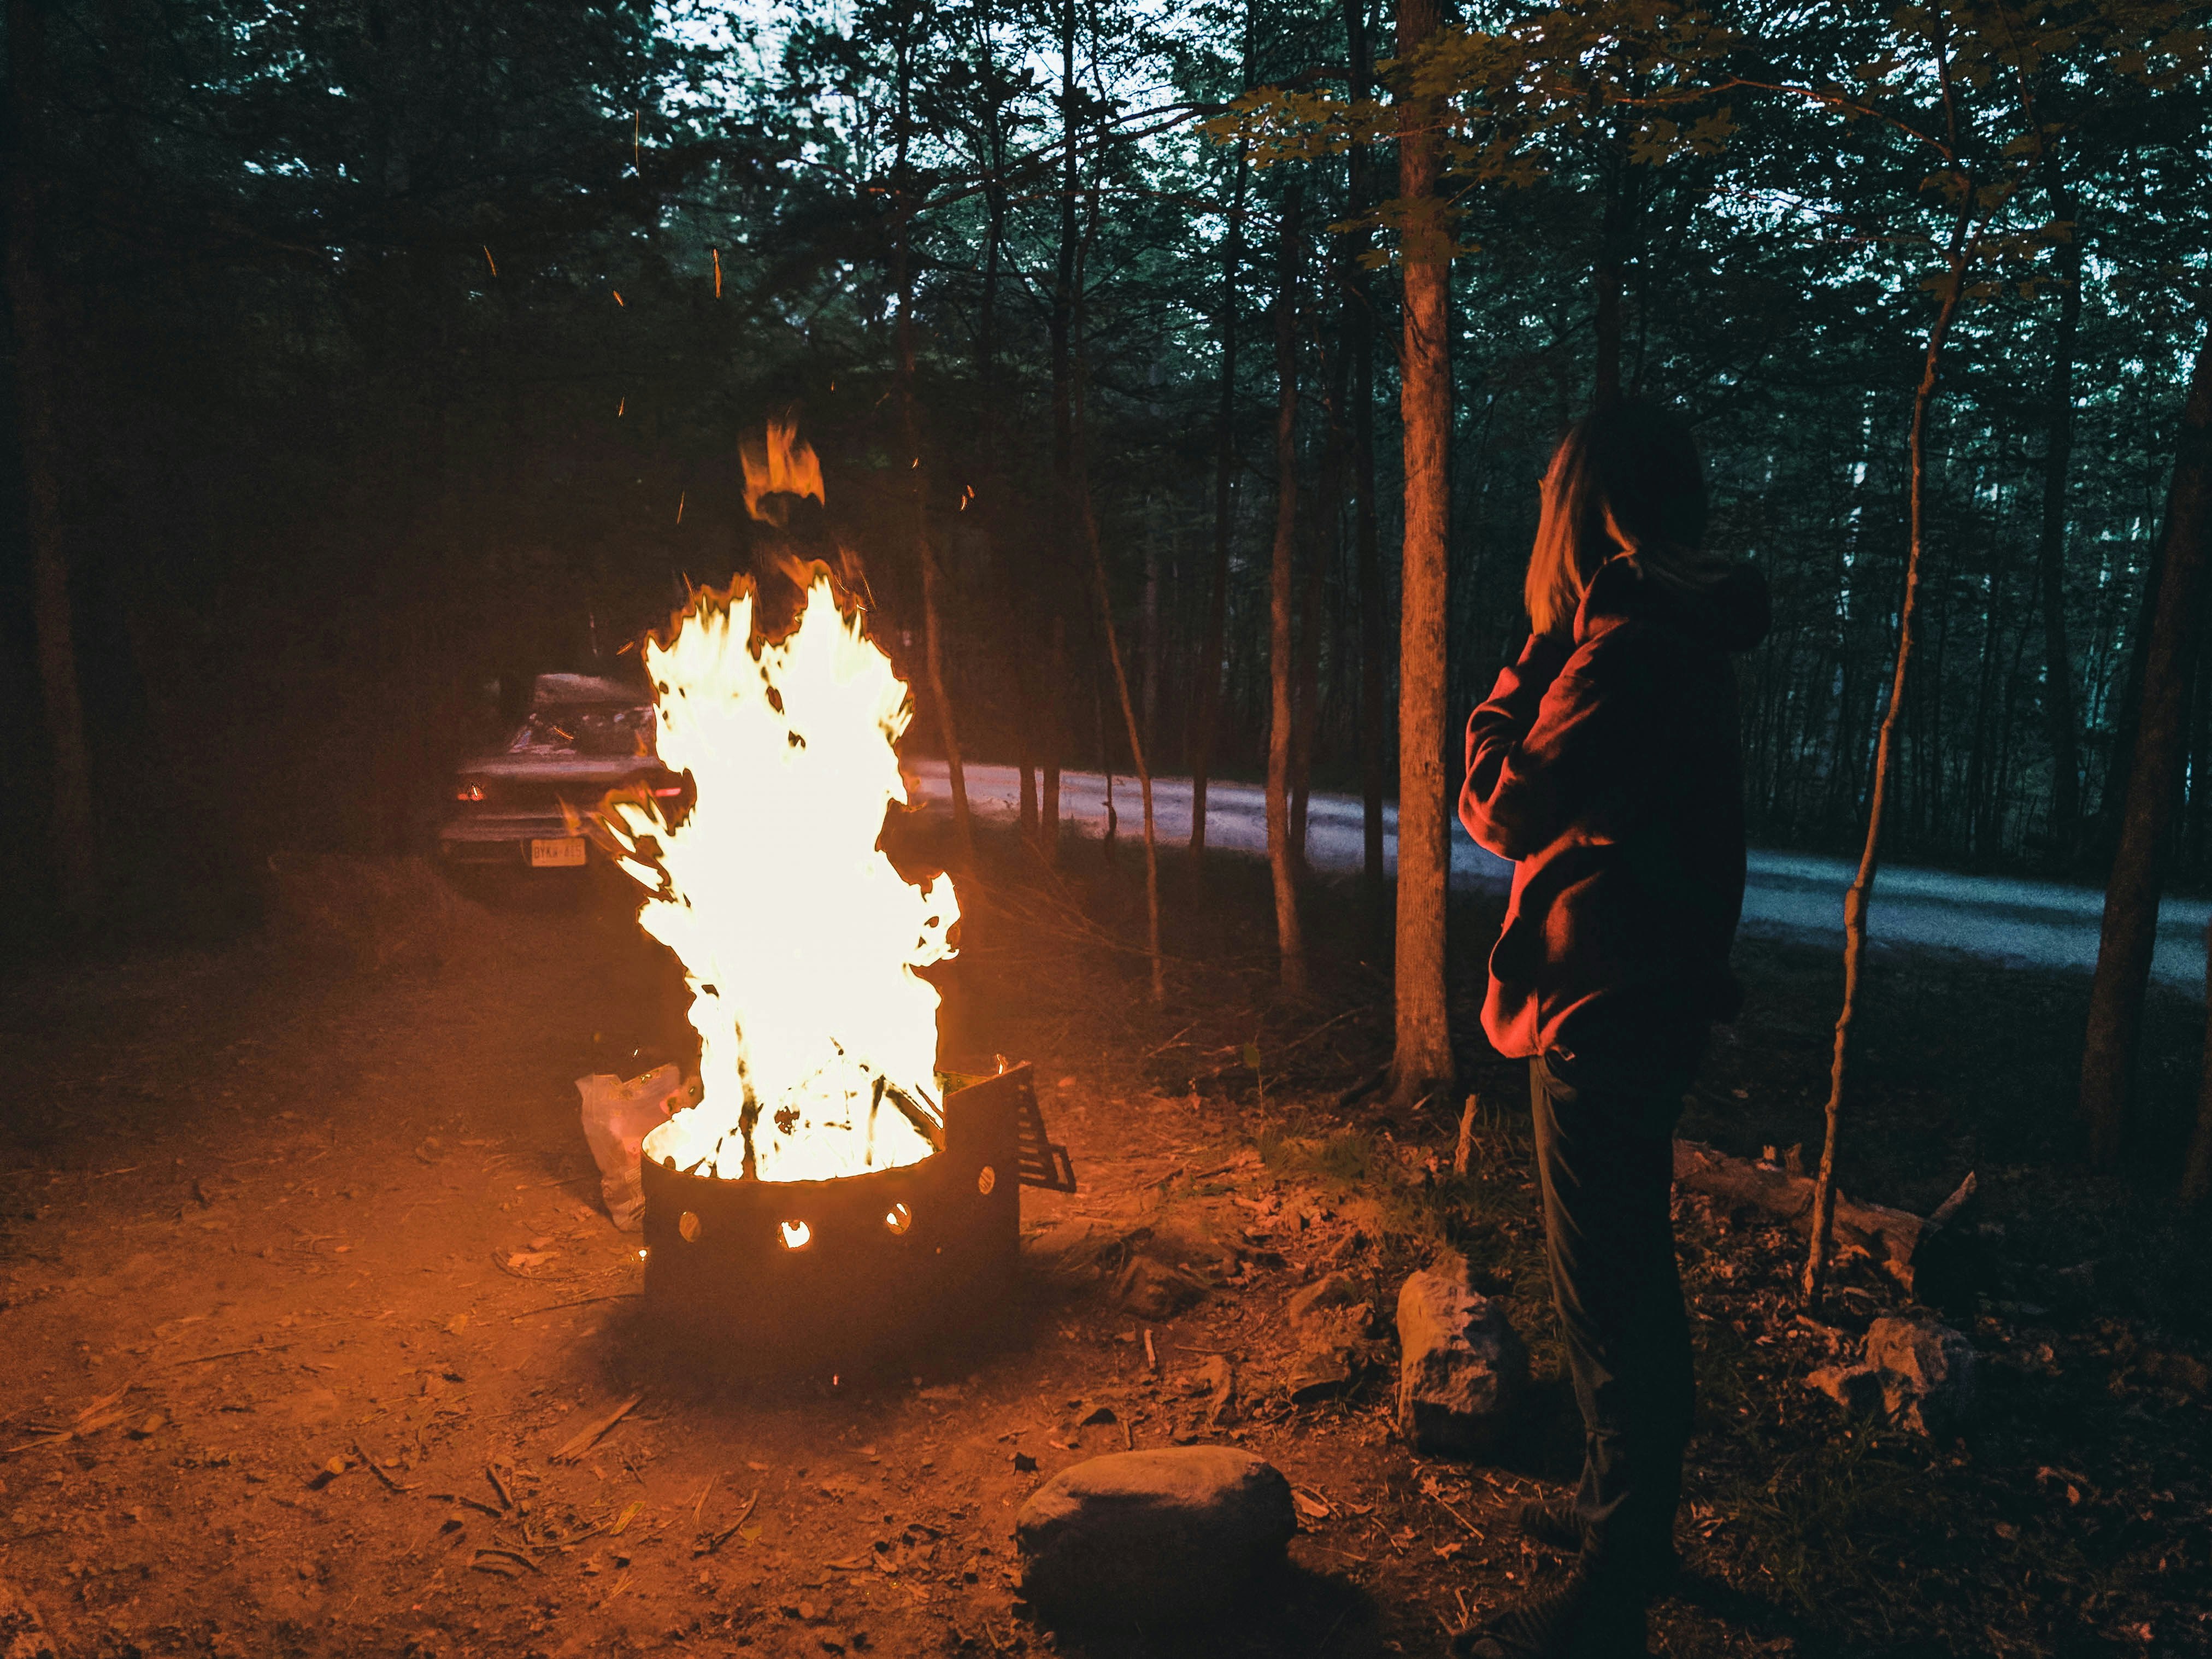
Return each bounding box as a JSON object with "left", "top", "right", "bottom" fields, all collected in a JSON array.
[{"left": 2, "top": 827, "right": 2209, "bottom": 1659}]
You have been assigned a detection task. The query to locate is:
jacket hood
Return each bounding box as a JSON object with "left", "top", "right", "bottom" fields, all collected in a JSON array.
[{"left": 1575, "top": 552, "right": 1771, "bottom": 655}]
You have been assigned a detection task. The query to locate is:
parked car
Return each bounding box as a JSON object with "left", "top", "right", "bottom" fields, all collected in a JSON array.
[{"left": 440, "top": 673, "right": 682, "bottom": 873}]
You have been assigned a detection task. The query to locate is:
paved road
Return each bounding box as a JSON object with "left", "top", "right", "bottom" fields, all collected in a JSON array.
[{"left": 910, "top": 760, "right": 2212, "bottom": 991}]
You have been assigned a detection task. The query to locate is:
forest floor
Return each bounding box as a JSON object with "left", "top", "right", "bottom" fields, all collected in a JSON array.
[{"left": 2, "top": 822, "right": 2210, "bottom": 1659}]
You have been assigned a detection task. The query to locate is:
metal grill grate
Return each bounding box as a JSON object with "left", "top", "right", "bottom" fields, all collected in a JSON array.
[{"left": 1014, "top": 1083, "right": 1077, "bottom": 1192}]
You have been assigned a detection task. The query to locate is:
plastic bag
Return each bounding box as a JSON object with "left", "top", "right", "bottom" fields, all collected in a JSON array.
[{"left": 576, "top": 1064, "right": 698, "bottom": 1231}]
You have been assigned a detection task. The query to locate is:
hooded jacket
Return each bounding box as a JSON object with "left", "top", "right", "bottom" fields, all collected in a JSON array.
[{"left": 1459, "top": 552, "right": 1772, "bottom": 1065}]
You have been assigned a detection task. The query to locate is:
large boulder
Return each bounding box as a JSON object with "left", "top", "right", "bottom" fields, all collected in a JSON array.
[
  {"left": 1396, "top": 1253, "right": 1528, "bottom": 1455},
  {"left": 1015, "top": 1447, "right": 1296, "bottom": 1625}
]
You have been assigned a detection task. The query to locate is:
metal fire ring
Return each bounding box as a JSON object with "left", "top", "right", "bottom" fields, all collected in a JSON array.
[{"left": 638, "top": 1063, "right": 1070, "bottom": 1367}]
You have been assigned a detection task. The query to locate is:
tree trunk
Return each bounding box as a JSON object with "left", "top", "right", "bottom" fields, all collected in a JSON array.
[
  {"left": 1805, "top": 214, "right": 1974, "bottom": 1301},
  {"left": 1143, "top": 497, "right": 1162, "bottom": 758},
  {"left": 2036, "top": 176, "right": 2085, "bottom": 867},
  {"left": 1189, "top": 4, "right": 1254, "bottom": 875},
  {"left": 1293, "top": 286, "right": 1343, "bottom": 867},
  {"left": 891, "top": 27, "right": 970, "bottom": 861},
  {"left": 2186, "top": 919, "right": 2212, "bottom": 1205},
  {"left": 1592, "top": 131, "right": 1625, "bottom": 411},
  {"left": 1346, "top": 0, "right": 1387, "bottom": 899},
  {"left": 1077, "top": 426, "right": 1164, "bottom": 1005},
  {"left": 1040, "top": 0, "right": 1081, "bottom": 869},
  {"left": 918, "top": 540, "right": 970, "bottom": 858},
  {"left": 1042, "top": 617, "right": 1064, "bottom": 865},
  {"left": 1390, "top": 0, "right": 1453, "bottom": 1105},
  {"left": 1267, "top": 187, "right": 1309, "bottom": 996},
  {"left": 973, "top": 3, "right": 1027, "bottom": 846},
  {"left": 7, "top": 0, "right": 96, "bottom": 921},
  {"left": 2079, "top": 321, "right": 2212, "bottom": 1167},
  {"left": 1290, "top": 458, "right": 1329, "bottom": 866}
]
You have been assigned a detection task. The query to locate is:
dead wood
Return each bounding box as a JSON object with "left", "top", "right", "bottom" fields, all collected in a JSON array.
[
  {"left": 1676, "top": 1140, "right": 1970, "bottom": 1297},
  {"left": 551, "top": 1392, "right": 644, "bottom": 1463}
]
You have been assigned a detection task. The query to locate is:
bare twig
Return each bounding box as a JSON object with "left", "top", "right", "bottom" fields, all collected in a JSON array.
[
  {"left": 696, "top": 1489, "right": 761, "bottom": 1556},
  {"left": 510, "top": 1292, "right": 638, "bottom": 1323},
  {"left": 169, "top": 1343, "right": 290, "bottom": 1366},
  {"left": 553, "top": 1393, "right": 644, "bottom": 1463}
]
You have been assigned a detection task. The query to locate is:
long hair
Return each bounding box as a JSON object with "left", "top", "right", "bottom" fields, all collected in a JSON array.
[{"left": 1525, "top": 399, "right": 1711, "bottom": 637}]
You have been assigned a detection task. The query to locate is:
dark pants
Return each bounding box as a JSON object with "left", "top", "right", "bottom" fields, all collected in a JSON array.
[{"left": 1529, "top": 1046, "right": 1695, "bottom": 1591}]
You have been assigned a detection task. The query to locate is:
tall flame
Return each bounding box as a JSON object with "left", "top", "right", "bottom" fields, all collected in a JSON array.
[
  {"left": 740, "top": 419, "right": 826, "bottom": 526},
  {"left": 605, "top": 560, "right": 957, "bottom": 1185}
]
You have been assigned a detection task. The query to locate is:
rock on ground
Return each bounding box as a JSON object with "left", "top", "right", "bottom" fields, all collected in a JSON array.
[
  {"left": 1115, "top": 1254, "right": 1209, "bottom": 1319},
  {"left": 1286, "top": 1270, "right": 1361, "bottom": 1325},
  {"left": 1866, "top": 1314, "right": 1976, "bottom": 1433},
  {"left": 1015, "top": 1447, "right": 1296, "bottom": 1625},
  {"left": 1804, "top": 1361, "right": 1887, "bottom": 1416},
  {"left": 1804, "top": 1314, "right": 1976, "bottom": 1436},
  {"left": 1396, "top": 1252, "right": 1528, "bottom": 1456},
  {"left": 1, "top": 1578, "right": 56, "bottom": 1659},
  {"left": 1284, "top": 1269, "right": 1375, "bottom": 1402}
]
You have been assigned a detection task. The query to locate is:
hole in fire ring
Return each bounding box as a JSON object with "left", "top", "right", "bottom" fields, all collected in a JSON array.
[
  {"left": 678, "top": 1210, "right": 702, "bottom": 1243},
  {"left": 883, "top": 1202, "right": 912, "bottom": 1236},
  {"left": 779, "top": 1220, "right": 814, "bottom": 1251},
  {"left": 976, "top": 1166, "right": 996, "bottom": 1196}
]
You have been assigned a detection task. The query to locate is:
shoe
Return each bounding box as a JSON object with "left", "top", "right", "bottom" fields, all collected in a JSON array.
[
  {"left": 1515, "top": 1499, "right": 1586, "bottom": 1554},
  {"left": 1514, "top": 1501, "right": 1680, "bottom": 1592},
  {"left": 1449, "top": 1569, "right": 1649, "bottom": 1658}
]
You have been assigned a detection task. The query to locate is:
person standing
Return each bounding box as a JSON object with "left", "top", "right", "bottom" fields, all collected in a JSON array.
[{"left": 1455, "top": 400, "right": 1769, "bottom": 1658}]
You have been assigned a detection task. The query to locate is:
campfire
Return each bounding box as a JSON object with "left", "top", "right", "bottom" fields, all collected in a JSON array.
[{"left": 591, "top": 423, "right": 1070, "bottom": 1360}]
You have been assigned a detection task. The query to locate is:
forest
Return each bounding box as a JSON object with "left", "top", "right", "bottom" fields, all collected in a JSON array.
[
  {"left": 1, "top": 0, "right": 2205, "bottom": 913},
  {"left": 4, "top": 4, "right": 2212, "bottom": 1656}
]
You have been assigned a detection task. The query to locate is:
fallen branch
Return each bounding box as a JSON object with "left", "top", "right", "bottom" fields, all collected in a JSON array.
[
  {"left": 1333, "top": 1064, "right": 1390, "bottom": 1109},
  {"left": 511, "top": 1292, "right": 638, "bottom": 1323},
  {"left": 354, "top": 1440, "right": 415, "bottom": 1493},
  {"left": 695, "top": 1489, "right": 761, "bottom": 1556},
  {"left": 552, "top": 1392, "right": 644, "bottom": 1463},
  {"left": 168, "top": 1343, "right": 289, "bottom": 1366},
  {"left": 1674, "top": 1140, "right": 1972, "bottom": 1297}
]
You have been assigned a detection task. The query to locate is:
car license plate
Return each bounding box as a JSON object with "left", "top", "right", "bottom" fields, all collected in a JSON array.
[{"left": 530, "top": 836, "right": 586, "bottom": 868}]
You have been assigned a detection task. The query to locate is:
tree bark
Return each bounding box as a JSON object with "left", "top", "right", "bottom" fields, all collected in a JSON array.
[
  {"left": 2079, "top": 319, "right": 2212, "bottom": 1166},
  {"left": 1078, "top": 433, "right": 1164, "bottom": 1005},
  {"left": 1805, "top": 211, "right": 1974, "bottom": 1301},
  {"left": 1346, "top": 0, "right": 1387, "bottom": 899},
  {"left": 891, "top": 24, "right": 970, "bottom": 861},
  {"left": 1189, "top": 0, "right": 1255, "bottom": 875},
  {"left": 1042, "top": 617, "right": 1064, "bottom": 865},
  {"left": 1291, "top": 414, "right": 1331, "bottom": 866},
  {"left": 1143, "top": 497, "right": 1161, "bottom": 758},
  {"left": 7, "top": 0, "right": 96, "bottom": 921},
  {"left": 1592, "top": 131, "right": 1625, "bottom": 411},
  {"left": 2185, "top": 920, "right": 2212, "bottom": 1205},
  {"left": 972, "top": 0, "right": 1028, "bottom": 847},
  {"left": 2036, "top": 173, "right": 2085, "bottom": 867},
  {"left": 1390, "top": 0, "right": 1453, "bottom": 1105},
  {"left": 1040, "top": 0, "right": 1083, "bottom": 868},
  {"left": 1267, "top": 186, "right": 1309, "bottom": 996},
  {"left": 917, "top": 540, "right": 970, "bottom": 857}
]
